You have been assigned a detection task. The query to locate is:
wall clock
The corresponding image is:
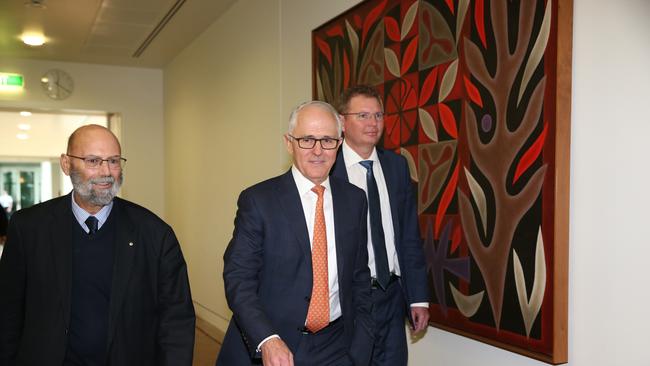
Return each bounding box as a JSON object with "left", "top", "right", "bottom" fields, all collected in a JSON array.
[{"left": 40, "top": 69, "right": 74, "bottom": 100}]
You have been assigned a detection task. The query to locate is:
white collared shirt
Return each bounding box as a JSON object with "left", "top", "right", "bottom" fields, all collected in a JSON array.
[
  {"left": 291, "top": 166, "right": 342, "bottom": 322},
  {"left": 341, "top": 141, "right": 400, "bottom": 277}
]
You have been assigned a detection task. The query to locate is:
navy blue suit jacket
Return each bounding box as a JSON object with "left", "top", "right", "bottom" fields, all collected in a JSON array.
[
  {"left": 331, "top": 148, "right": 430, "bottom": 309},
  {"left": 217, "top": 171, "right": 374, "bottom": 365}
]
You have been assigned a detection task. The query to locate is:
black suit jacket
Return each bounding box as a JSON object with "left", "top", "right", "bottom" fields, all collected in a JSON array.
[
  {"left": 331, "top": 148, "right": 430, "bottom": 308},
  {"left": 0, "top": 194, "right": 195, "bottom": 366},
  {"left": 216, "top": 171, "right": 374, "bottom": 366}
]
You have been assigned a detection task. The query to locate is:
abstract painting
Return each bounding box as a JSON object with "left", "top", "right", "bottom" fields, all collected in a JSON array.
[{"left": 312, "top": 0, "right": 571, "bottom": 363}]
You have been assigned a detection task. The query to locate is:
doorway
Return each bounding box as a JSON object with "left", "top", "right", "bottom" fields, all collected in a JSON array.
[{"left": 0, "top": 108, "right": 113, "bottom": 212}]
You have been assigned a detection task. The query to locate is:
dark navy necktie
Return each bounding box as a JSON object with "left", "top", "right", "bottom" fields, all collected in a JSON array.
[
  {"left": 85, "top": 216, "right": 99, "bottom": 235},
  {"left": 359, "top": 160, "right": 390, "bottom": 290}
]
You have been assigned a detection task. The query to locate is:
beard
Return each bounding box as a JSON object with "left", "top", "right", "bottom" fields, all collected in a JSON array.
[{"left": 70, "top": 168, "right": 123, "bottom": 207}]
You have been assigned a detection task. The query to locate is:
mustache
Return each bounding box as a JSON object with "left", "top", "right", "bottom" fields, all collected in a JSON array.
[{"left": 90, "top": 176, "right": 115, "bottom": 185}]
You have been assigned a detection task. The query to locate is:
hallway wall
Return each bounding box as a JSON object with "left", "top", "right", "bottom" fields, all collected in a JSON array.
[
  {"left": 164, "top": 0, "right": 650, "bottom": 365},
  {"left": 164, "top": 0, "right": 285, "bottom": 331}
]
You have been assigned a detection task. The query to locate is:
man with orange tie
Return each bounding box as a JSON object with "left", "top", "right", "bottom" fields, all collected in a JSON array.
[{"left": 217, "top": 101, "right": 374, "bottom": 366}]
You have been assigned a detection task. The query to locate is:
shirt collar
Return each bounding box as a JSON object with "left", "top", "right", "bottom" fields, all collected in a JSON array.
[
  {"left": 291, "top": 166, "right": 331, "bottom": 196},
  {"left": 70, "top": 191, "right": 113, "bottom": 227},
  {"left": 342, "top": 139, "right": 379, "bottom": 168}
]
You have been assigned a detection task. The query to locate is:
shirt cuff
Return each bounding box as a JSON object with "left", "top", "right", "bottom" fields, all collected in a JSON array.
[
  {"left": 256, "top": 334, "right": 281, "bottom": 352},
  {"left": 410, "top": 302, "right": 429, "bottom": 308}
]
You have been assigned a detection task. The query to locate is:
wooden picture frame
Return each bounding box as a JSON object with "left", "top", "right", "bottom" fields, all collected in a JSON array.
[{"left": 312, "top": 0, "right": 571, "bottom": 363}]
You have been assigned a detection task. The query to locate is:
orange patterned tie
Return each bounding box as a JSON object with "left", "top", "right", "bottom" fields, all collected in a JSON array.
[{"left": 305, "top": 185, "right": 330, "bottom": 332}]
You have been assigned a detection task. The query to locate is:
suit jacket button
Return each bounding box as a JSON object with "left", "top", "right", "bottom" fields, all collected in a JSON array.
[
  {"left": 304, "top": 296, "right": 310, "bottom": 302},
  {"left": 64, "top": 328, "right": 68, "bottom": 334}
]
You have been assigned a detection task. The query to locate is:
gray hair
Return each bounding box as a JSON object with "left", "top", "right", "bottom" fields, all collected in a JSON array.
[{"left": 287, "top": 100, "right": 343, "bottom": 137}]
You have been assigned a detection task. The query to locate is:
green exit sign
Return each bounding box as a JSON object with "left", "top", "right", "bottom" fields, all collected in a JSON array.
[{"left": 0, "top": 73, "right": 24, "bottom": 87}]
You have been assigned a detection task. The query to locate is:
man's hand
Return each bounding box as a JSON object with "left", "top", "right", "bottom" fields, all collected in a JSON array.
[
  {"left": 260, "top": 337, "right": 294, "bottom": 366},
  {"left": 410, "top": 307, "right": 430, "bottom": 333}
]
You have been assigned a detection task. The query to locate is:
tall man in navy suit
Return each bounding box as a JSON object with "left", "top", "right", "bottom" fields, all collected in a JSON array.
[
  {"left": 217, "top": 101, "right": 373, "bottom": 366},
  {"left": 332, "top": 85, "right": 430, "bottom": 366},
  {"left": 0, "top": 125, "right": 195, "bottom": 365}
]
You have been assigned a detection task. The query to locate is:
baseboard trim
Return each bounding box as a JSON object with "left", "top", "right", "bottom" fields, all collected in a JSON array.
[{"left": 196, "top": 316, "right": 225, "bottom": 344}]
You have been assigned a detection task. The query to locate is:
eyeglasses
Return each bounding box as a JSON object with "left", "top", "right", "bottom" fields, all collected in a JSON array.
[
  {"left": 288, "top": 135, "right": 341, "bottom": 150},
  {"left": 67, "top": 154, "right": 127, "bottom": 170},
  {"left": 342, "top": 112, "right": 385, "bottom": 121}
]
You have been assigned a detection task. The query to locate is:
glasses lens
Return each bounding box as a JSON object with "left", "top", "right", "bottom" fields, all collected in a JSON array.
[
  {"left": 297, "top": 138, "right": 316, "bottom": 149},
  {"left": 352, "top": 112, "right": 384, "bottom": 121},
  {"left": 108, "top": 158, "right": 124, "bottom": 169},
  {"left": 321, "top": 138, "right": 338, "bottom": 149},
  {"left": 85, "top": 158, "right": 101, "bottom": 168}
]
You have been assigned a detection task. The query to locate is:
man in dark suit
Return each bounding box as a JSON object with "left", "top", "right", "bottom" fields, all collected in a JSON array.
[
  {"left": 217, "top": 101, "right": 373, "bottom": 366},
  {"left": 332, "top": 85, "right": 430, "bottom": 366},
  {"left": 0, "top": 125, "right": 195, "bottom": 365}
]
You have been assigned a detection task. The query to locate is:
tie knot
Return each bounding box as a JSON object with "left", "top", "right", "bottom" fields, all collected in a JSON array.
[
  {"left": 359, "top": 160, "right": 374, "bottom": 171},
  {"left": 85, "top": 216, "right": 99, "bottom": 235},
  {"left": 311, "top": 185, "right": 325, "bottom": 197}
]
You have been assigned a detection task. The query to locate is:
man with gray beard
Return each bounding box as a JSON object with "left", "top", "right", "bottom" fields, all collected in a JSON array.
[{"left": 0, "top": 124, "right": 195, "bottom": 366}]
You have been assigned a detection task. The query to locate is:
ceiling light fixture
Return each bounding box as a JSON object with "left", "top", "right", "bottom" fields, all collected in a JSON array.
[
  {"left": 18, "top": 123, "right": 31, "bottom": 131},
  {"left": 16, "top": 133, "right": 29, "bottom": 140},
  {"left": 19, "top": 111, "right": 32, "bottom": 117},
  {"left": 25, "top": 0, "right": 47, "bottom": 8},
  {"left": 21, "top": 33, "right": 46, "bottom": 46}
]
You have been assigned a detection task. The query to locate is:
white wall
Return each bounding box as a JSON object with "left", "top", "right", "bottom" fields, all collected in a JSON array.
[
  {"left": 165, "top": 0, "right": 650, "bottom": 364},
  {"left": 164, "top": 0, "right": 284, "bottom": 331},
  {"left": 0, "top": 59, "right": 165, "bottom": 215}
]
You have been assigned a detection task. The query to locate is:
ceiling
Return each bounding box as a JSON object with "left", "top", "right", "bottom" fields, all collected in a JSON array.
[{"left": 0, "top": 0, "right": 237, "bottom": 68}]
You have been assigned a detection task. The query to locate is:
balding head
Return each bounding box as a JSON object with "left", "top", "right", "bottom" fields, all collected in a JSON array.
[{"left": 66, "top": 124, "right": 121, "bottom": 156}]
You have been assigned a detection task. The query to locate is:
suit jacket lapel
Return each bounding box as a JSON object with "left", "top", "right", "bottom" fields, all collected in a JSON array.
[
  {"left": 107, "top": 198, "right": 137, "bottom": 348},
  {"left": 50, "top": 194, "right": 74, "bottom": 327},
  {"left": 331, "top": 179, "right": 351, "bottom": 302},
  {"left": 331, "top": 150, "right": 350, "bottom": 182},
  {"left": 276, "top": 170, "right": 311, "bottom": 259}
]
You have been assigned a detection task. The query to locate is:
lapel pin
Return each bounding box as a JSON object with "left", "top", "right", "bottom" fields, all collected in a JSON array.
[{"left": 128, "top": 242, "right": 134, "bottom": 247}]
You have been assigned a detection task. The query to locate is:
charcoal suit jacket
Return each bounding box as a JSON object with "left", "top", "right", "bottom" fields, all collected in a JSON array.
[
  {"left": 331, "top": 148, "right": 430, "bottom": 312},
  {"left": 0, "top": 193, "right": 195, "bottom": 365}
]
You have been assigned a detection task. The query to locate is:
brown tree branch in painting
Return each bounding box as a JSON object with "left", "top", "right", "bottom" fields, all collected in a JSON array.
[{"left": 458, "top": 1, "right": 548, "bottom": 329}]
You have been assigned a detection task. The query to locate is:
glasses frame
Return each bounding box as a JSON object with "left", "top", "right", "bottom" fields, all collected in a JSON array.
[
  {"left": 287, "top": 134, "right": 341, "bottom": 150},
  {"left": 67, "top": 154, "right": 127, "bottom": 170},
  {"left": 342, "top": 111, "right": 385, "bottom": 121}
]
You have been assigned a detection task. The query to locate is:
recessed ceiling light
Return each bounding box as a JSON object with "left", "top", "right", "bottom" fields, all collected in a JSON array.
[
  {"left": 25, "top": 0, "right": 47, "bottom": 9},
  {"left": 16, "top": 133, "right": 29, "bottom": 140},
  {"left": 18, "top": 123, "right": 31, "bottom": 130},
  {"left": 21, "top": 33, "right": 46, "bottom": 46},
  {"left": 19, "top": 111, "right": 32, "bottom": 117}
]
